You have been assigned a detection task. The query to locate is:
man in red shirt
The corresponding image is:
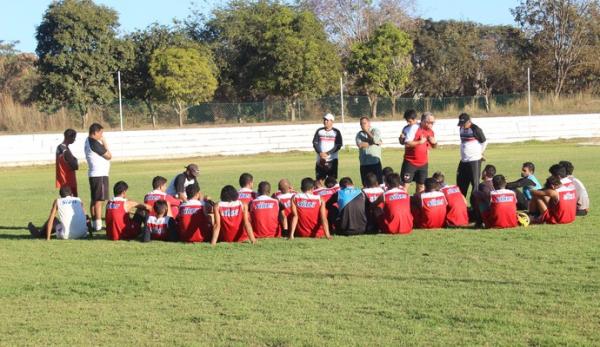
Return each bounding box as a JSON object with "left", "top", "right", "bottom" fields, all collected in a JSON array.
[
  {"left": 483, "top": 175, "right": 518, "bottom": 228},
  {"left": 372, "top": 173, "right": 413, "bottom": 234},
  {"left": 250, "top": 181, "right": 284, "bottom": 238},
  {"left": 105, "top": 181, "right": 148, "bottom": 241},
  {"left": 177, "top": 184, "right": 213, "bottom": 242},
  {"left": 400, "top": 112, "right": 437, "bottom": 194},
  {"left": 413, "top": 177, "right": 447, "bottom": 229},
  {"left": 530, "top": 176, "right": 577, "bottom": 225},
  {"left": 290, "top": 177, "right": 332, "bottom": 239},
  {"left": 55, "top": 129, "right": 79, "bottom": 196},
  {"left": 238, "top": 172, "right": 256, "bottom": 205},
  {"left": 144, "top": 176, "right": 181, "bottom": 218},
  {"left": 432, "top": 172, "right": 469, "bottom": 227},
  {"left": 273, "top": 178, "right": 295, "bottom": 237}
]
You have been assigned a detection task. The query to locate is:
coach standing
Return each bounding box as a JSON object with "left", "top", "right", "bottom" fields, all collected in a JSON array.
[
  {"left": 400, "top": 112, "right": 437, "bottom": 193},
  {"left": 313, "top": 113, "right": 343, "bottom": 180},
  {"left": 456, "top": 113, "right": 487, "bottom": 198},
  {"left": 355, "top": 116, "right": 383, "bottom": 186},
  {"left": 56, "top": 128, "right": 79, "bottom": 196},
  {"left": 85, "top": 123, "right": 112, "bottom": 232}
]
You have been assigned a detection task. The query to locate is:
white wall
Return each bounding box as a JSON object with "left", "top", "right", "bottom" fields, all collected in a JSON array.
[{"left": 1, "top": 113, "right": 599, "bottom": 167}]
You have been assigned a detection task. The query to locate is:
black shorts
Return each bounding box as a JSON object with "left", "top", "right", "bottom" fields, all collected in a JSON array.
[
  {"left": 89, "top": 176, "right": 109, "bottom": 202},
  {"left": 315, "top": 159, "right": 339, "bottom": 180},
  {"left": 401, "top": 161, "right": 428, "bottom": 185}
]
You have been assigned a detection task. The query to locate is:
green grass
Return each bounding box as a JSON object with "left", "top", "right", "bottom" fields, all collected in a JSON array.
[{"left": 0, "top": 141, "right": 598, "bottom": 346}]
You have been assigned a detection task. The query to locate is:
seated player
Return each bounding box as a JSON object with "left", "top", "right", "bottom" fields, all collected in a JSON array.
[
  {"left": 472, "top": 164, "right": 497, "bottom": 227},
  {"left": 211, "top": 185, "right": 257, "bottom": 244},
  {"left": 250, "top": 181, "right": 283, "bottom": 238},
  {"left": 559, "top": 160, "right": 589, "bottom": 216},
  {"left": 105, "top": 181, "right": 148, "bottom": 241},
  {"left": 290, "top": 177, "right": 332, "bottom": 239},
  {"left": 432, "top": 172, "right": 469, "bottom": 227},
  {"left": 381, "top": 166, "right": 394, "bottom": 190},
  {"left": 326, "top": 177, "right": 368, "bottom": 236},
  {"left": 362, "top": 172, "right": 384, "bottom": 232},
  {"left": 413, "top": 177, "right": 447, "bottom": 229},
  {"left": 144, "top": 176, "right": 181, "bottom": 218},
  {"left": 530, "top": 176, "right": 576, "bottom": 225},
  {"left": 273, "top": 178, "right": 295, "bottom": 237},
  {"left": 313, "top": 176, "right": 339, "bottom": 203},
  {"left": 506, "top": 162, "right": 542, "bottom": 210},
  {"left": 177, "top": 184, "right": 213, "bottom": 243},
  {"left": 483, "top": 175, "right": 518, "bottom": 229},
  {"left": 372, "top": 173, "right": 413, "bottom": 234},
  {"left": 144, "top": 200, "right": 177, "bottom": 241},
  {"left": 28, "top": 186, "right": 89, "bottom": 240},
  {"left": 238, "top": 172, "right": 257, "bottom": 205},
  {"left": 549, "top": 164, "right": 574, "bottom": 189}
]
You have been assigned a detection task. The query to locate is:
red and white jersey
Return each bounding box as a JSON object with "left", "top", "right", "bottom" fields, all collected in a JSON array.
[
  {"left": 238, "top": 188, "right": 256, "bottom": 205},
  {"left": 313, "top": 185, "right": 339, "bottom": 203},
  {"left": 544, "top": 185, "right": 577, "bottom": 224},
  {"left": 379, "top": 183, "right": 388, "bottom": 191},
  {"left": 560, "top": 177, "right": 575, "bottom": 190},
  {"left": 146, "top": 215, "right": 172, "bottom": 241},
  {"left": 380, "top": 187, "right": 413, "bottom": 234},
  {"left": 274, "top": 191, "right": 295, "bottom": 218},
  {"left": 144, "top": 189, "right": 181, "bottom": 218},
  {"left": 363, "top": 187, "right": 385, "bottom": 203},
  {"left": 485, "top": 189, "right": 518, "bottom": 228},
  {"left": 293, "top": 193, "right": 324, "bottom": 238},
  {"left": 440, "top": 185, "right": 469, "bottom": 227},
  {"left": 177, "top": 199, "right": 211, "bottom": 242},
  {"left": 105, "top": 197, "right": 140, "bottom": 240},
  {"left": 218, "top": 200, "right": 247, "bottom": 242},
  {"left": 415, "top": 191, "right": 447, "bottom": 229},
  {"left": 250, "top": 195, "right": 280, "bottom": 238}
]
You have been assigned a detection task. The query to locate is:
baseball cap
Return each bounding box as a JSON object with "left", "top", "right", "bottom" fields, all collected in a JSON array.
[
  {"left": 323, "top": 113, "right": 334, "bottom": 121},
  {"left": 185, "top": 164, "right": 200, "bottom": 177},
  {"left": 457, "top": 113, "right": 471, "bottom": 126}
]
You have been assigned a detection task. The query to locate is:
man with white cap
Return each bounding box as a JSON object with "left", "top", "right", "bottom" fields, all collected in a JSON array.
[
  {"left": 166, "top": 164, "right": 200, "bottom": 202},
  {"left": 312, "top": 113, "right": 343, "bottom": 180}
]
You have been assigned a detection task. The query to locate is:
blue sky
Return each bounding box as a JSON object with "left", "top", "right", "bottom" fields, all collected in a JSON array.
[{"left": 0, "top": 0, "right": 520, "bottom": 53}]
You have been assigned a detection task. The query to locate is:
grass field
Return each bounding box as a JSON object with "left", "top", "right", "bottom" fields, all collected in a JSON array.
[{"left": 0, "top": 141, "right": 598, "bottom": 346}]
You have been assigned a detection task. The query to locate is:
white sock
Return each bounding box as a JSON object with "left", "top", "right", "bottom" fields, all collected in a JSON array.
[{"left": 95, "top": 219, "right": 102, "bottom": 231}]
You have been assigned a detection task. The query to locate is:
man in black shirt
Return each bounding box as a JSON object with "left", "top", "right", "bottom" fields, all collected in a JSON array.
[
  {"left": 312, "top": 113, "right": 343, "bottom": 180},
  {"left": 166, "top": 164, "right": 200, "bottom": 202}
]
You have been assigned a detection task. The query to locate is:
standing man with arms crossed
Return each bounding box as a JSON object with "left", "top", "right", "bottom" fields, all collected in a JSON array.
[
  {"left": 312, "top": 113, "right": 343, "bottom": 180},
  {"left": 456, "top": 113, "right": 487, "bottom": 200},
  {"left": 356, "top": 116, "right": 383, "bottom": 186},
  {"left": 400, "top": 112, "right": 437, "bottom": 193},
  {"left": 85, "top": 123, "right": 112, "bottom": 233},
  {"left": 56, "top": 128, "right": 79, "bottom": 196}
]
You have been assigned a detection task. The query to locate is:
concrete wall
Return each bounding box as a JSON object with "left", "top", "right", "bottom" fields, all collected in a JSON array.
[{"left": 1, "top": 113, "right": 599, "bottom": 167}]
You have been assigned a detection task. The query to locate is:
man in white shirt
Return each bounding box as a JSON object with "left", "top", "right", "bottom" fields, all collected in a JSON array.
[
  {"left": 312, "top": 113, "right": 343, "bottom": 180},
  {"left": 456, "top": 113, "right": 487, "bottom": 200},
  {"left": 84, "top": 123, "right": 112, "bottom": 232},
  {"left": 28, "top": 186, "right": 89, "bottom": 240}
]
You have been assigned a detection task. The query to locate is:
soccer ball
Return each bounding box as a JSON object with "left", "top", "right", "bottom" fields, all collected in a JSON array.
[{"left": 517, "top": 212, "right": 530, "bottom": 227}]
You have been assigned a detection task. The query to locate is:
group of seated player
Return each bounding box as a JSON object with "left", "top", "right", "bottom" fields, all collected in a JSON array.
[{"left": 30, "top": 160, "right": 588, "bottom": 242}]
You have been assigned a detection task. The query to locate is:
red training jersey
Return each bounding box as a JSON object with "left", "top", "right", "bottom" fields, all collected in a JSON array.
[
  {"left": 146, "top": 215, "right": 171, "bottom": 241},
  {"left": 238, "top": 188, "right": 256, "bottom": 205},
  {"left": 404, "top": 127, "right": 434, "bottom": 167},
  {"left": 380, "top": 187, "right": 413, "bottom": 234},
  {"left": 415, "top": 191, "right": 447, "bottom": 229},
  {"left": 105, "top": 197, "right": 141, "bottom": 240},
  {"left": 485, "top": 189, "right": 518, "bottom": 228},
  {"left": 250, "top": 195, "right": 280, "bottom": 238},
  {"left": 144, "top": 189, "right": 181, "bottom": 218},
  {"left": 440, "top": 185, "right": 469, "bottom": 227},
  {"left": 218, "top": 200, "right": 247, "bottom": 242},
  {"left": 293, "top": 193, "right": 325, "bottom": 238},
  {"left": 55, "top": 144, "right": 77, "bottom": 196},
  {"left": 543, "top": 186, "right": 577, "bottom": 224},
  {"left": 313, "top": 185, "right": 339, "bottom": 204},
  {"left": 363, "top": 187, "right": 385, "bottom": 209},
  {"left": 177, "top": 199, "right": 211, "bottom": 242}
]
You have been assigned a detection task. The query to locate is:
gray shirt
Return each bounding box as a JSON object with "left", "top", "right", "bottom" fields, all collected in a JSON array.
[{"left": 355, "top": 127, "right": 382, "bottom": 166}]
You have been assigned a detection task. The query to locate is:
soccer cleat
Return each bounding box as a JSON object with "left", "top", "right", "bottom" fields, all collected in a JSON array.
[{"left": 517, "top": 211, "right": 530, "bottom": 227}]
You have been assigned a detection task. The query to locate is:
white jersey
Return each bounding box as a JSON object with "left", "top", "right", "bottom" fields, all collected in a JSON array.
[
  {"left": 166, "top": 173, "right": 196, "bottom": 198},
  {"left": 401, "top": 124, "right": 419, "bottom": 145},
  {"left": 570, "top": 176, "right": 589, "bottom": 210},
  {"left": 84, "top": 137, "right": 110, "bottom": 177},
  {"left": 314, "top": 127, "right": 341, "bottom": 162},
  {"left": 56, "top": 196, "right": 88, "bottom": 239}
]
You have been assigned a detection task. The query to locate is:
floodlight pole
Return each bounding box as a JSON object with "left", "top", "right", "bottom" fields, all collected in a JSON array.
[
  {"left": 118, "top": 70, "right": 124, "bottom": 131},
  {"left": 340, "top": 76, "right": 345, "bottom": 123}
]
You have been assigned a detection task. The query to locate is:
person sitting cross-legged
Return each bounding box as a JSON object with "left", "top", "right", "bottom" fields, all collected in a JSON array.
[
  {"left": 482, "top": 175, "right": 518, "bottom": 229},
  {"left": 105, "top": 181, "right": 149, "bottom": 241},
  {"left": 290, "top": 177, "right": 332, "bottom": 239},
  {"left": 412, "top": 177, "right": 448, "bottom": 229},
  {"left": 372, "top": 173, "right": 413, "bottom": 234},
  {"left": 530, "top": 176, "right": 577, "bottom": 225}
]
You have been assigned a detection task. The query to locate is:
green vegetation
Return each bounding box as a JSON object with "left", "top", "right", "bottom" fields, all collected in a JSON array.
[{"left": 0, "top": 141, "right": 598, "bottom": 345}]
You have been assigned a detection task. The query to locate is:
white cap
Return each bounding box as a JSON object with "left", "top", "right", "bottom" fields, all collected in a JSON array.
[{"left": 323, "top": 113, "right": 334, "bottom": 121}]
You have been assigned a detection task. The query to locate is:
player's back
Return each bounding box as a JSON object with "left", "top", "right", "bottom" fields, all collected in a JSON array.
[
  {"left": 146, "top": 215, "right": 172, "bottom": 241},
  {"left": 548, "top": 186, "right": 577, "bottom": 224},
  {"left": 416, "top": 191, "right": 447, "bottom": 229},
  {"left": 105, "top": 197, "right": 139, "bottom": 240},
  {"left": 381, "top": 187, "right": 413, "bottom": 234},
  {"left": 294, "top": 193, "right": 324, "bottom": 238},
  {"left": 250, "top": 196, "right": 280, "bottom": 238},
  {"left": 218, "top": 200, "right": 246, "bottom": 242},
  {"left": 56, "top": 196, "right": 87, "bottom": 239},
  {"left": 441, "top": 185, "right": 469, "bottom": 227},
  {"left": 487, "top": 189, "right": 518, "bottom": 228},
  {"left": 238, "top": 188, "right": 256, "bottom": 205},
  {"left": 177, "top": 199, "right": 210, "bottom": 242}
]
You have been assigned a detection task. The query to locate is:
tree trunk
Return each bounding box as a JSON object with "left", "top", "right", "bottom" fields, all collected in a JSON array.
[
  {"left": 175, "top": 101, "right": 184, "bottom": 127},
  {"left": 391, "top": 97, "right": 396, "bottom": 118},
  {"left": 78, "top": 105, "right": 88, "bottom": 129},
  {"left": 145, "top": 100, "right": 156, "bottom": 129},
  {"left": 368, "top": 94, "right": 378, "bottom": 118}
]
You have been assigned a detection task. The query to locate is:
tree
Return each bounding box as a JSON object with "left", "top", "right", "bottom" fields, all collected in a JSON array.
[
  {"left": 35, "top": 0, "right": 125, "bottom": 127},
  {"left": 512, "top": 0, "right": 598, "bottom": 98},
  {"left": 194, "top": 0, "right": 341, "bottom": 120},
  {"left": 348, "top": 23, "right": 413, "bottom": 118},
  {"left": 121, "top": 24, "right": 189, "bottom": 128},
  {"left": 149, "top": 47, "right": 218, "bottom": 127},
  {"left": 0, "top": 41, "right": 39, "bottom": 104}
]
